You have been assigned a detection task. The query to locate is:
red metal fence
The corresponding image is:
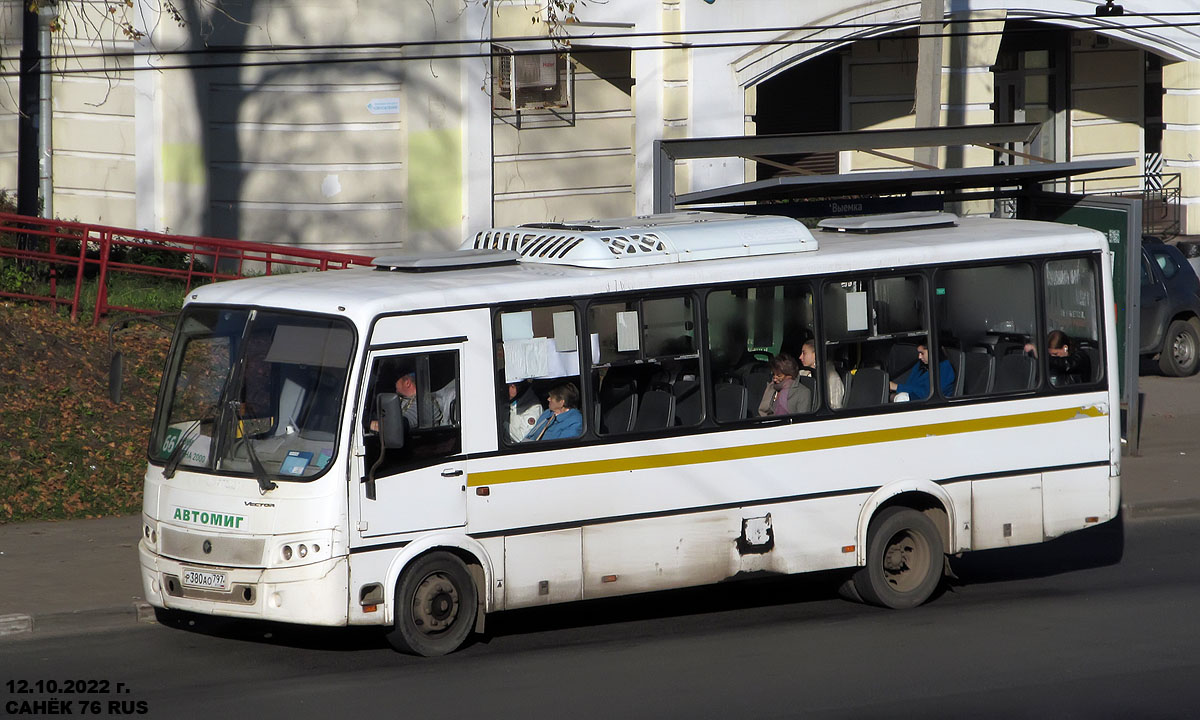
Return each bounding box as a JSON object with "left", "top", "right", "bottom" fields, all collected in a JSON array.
[{"left": 0, "top": 212, "right": 375, "bottom": 325}]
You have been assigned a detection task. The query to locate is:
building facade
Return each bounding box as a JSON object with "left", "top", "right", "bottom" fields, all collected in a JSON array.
[{"left": 2, "top": 0, "right": 1199, "bottom": 250}]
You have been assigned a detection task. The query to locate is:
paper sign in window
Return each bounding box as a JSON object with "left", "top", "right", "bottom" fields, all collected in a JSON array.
[
  {"left": 545, "top": 337, "right": 578, "bottom": 377},
  {"left": 845, "top": 291, "right": 868, "bottom": 332},
  {"left": 552, "top": 311, "right": 578, "bottom": 352},
  {"left": 503, "top": 337, "right": 551, "bottom": 382},
  {"left": 616, "top": 311, "right": 640, "bottom": 352},
  {"left": 500, "top": 311, "right": 534, "bottom": 341}
]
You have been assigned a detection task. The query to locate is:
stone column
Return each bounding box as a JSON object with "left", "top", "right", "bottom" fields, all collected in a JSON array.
[{"left": 661, "top": 0, "right": 690, "bottom": 196}]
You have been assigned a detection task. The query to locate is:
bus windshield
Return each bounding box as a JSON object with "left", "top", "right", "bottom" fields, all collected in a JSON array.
[{"left": 150, "top": 306, "right": 355, "bottom": 482}]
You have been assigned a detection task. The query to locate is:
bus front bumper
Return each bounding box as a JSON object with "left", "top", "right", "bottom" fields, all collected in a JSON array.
[{"left": 139, "top": 539, "right": 349, "bottom": 626}]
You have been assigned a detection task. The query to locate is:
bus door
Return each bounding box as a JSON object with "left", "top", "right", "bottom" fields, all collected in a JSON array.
[{"left": 354, "top": 343, "right": 466, "bottom": 538}]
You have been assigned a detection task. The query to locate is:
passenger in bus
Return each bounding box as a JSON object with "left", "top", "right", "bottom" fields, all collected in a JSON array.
[
  {"left": 369, "top": 369, "right": 442, "bottom": 431},
  {"left": 799, "top": 340, "right": 844, "bottom": 409},
  {"left": 525, "top": 382, "right": 583, "bottom": 441},
  {"left": 757, "top": 353, "right": 811, "bottom": 417},
  {"left": 506, "top": 380, "right": 544, "bottom": 443},
  {"left": 1024, "top": 330, "right": 1091, "bottom": 385},
  {"left": 889, "top": 344, "right": 954, "bottom": 399}
]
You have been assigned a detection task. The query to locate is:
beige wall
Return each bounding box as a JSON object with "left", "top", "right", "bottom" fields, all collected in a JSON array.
[
  {"left": 0, "top": 35, "right": 16, "bottom": 197},
  {"left": 491, "top": 1, "right": 635, "bottom": 226},
  {"left": 1070, "top": 34, "right": 1143, "bottom": 194},
  {"left": 841, "top": 14, "right": 1000, "bottom": 179},
  {"left": 151, "top": 1, "right": 461, "bottom": 255},
  {"left": 0, "top": 12, "right": 136, "bottom": 225}
]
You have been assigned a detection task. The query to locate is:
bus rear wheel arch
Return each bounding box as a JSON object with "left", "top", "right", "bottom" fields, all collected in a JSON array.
[
  {"left": 848, "top": 505, "right": 945, "bottom": 610},
  {"left": 386, "top": 550, "right": 479, "bottom": 657}
]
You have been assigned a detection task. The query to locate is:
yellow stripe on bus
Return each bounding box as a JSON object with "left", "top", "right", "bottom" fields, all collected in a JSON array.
[{"left": 468, "top": 405, "right": 1105, "bottom": 487}]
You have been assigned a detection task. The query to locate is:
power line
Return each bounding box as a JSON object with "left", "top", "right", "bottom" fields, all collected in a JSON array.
[
  {"left": 9, "top": 19, "right": 1200, "bottom": 78},
  {"left": 1, "top": 10, "right": 1198, "bottom": 70}
]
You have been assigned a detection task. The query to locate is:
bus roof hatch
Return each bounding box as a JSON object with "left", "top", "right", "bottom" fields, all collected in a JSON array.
[{"left": 464, "top": 211, "right": 817, "bottom": 268}]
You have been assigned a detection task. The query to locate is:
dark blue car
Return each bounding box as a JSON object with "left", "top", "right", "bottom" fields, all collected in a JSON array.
[{"left": 1141, "top": 239, "right": 1200, "bottom": 376}]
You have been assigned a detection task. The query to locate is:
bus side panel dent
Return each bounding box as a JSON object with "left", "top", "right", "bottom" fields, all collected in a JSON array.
[
  {"left": 578, "top": 496, "right": 869, "bottom": 600},
  {"left": 583, "top": 513, "right": 735, "bottom": 599}
]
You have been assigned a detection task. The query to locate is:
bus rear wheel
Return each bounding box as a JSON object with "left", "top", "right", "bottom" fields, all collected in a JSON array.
[
  {"left": 850, "top": 507, "right": 943, "bottom": 610},
  {"left": 386, "top": 552, "right": 477, "bottom": 657}
]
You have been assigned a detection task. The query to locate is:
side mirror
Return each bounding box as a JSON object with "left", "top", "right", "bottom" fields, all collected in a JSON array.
[
  {"left": 377, "top": 393, "right": 406, "bottom": 450},
  {"left": 108, "top": 351, "right": 125, "bottom": 404}
]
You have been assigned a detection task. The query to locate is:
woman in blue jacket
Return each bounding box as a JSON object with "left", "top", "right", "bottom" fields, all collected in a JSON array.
[
  {"left": 890, "top": 344, "right": 954, "bottom": 399},
  {"left": 525, "top": 382, "right": 583, "bottom": 441}
]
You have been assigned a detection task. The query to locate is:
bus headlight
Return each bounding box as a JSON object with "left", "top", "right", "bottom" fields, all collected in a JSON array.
[
  {"left": 142, "top": 519, "right": 158, "bottom": 551},
  {"left": 271, "top": 534, "right": 331, "bottom": 567}
]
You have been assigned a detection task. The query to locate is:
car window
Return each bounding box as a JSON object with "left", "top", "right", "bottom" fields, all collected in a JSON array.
[
  {"left": 1141, "top": 256, "right": 1154, "bottom": 287},
  {"left": 1151, "top": 248, "right": 1179, "bottom": 280}
]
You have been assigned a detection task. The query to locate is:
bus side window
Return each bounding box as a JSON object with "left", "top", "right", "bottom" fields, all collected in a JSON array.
[
  {"left": 1043, "top": 257, "right": 1103, "bottom": 386},
  {"left": 825, "top": 274, "right": 933, "bottom": 408},
  {"left": 707, "top": 282, "right": 815, "bottom": 420},
  {"left": 495, "top": 304, "right": 584, "bottom": 445},
  {"left": 935, "top": 263, "right": 1038, "bottom": 395},
  {"left": 591, "top": 295, "right": 701, "bottom": 434},
  {"left": 362, "top": 350, "right": 461, "bottom": 476}
]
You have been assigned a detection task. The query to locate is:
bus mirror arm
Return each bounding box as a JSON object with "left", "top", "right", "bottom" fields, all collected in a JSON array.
[
  {"left": 109, "top": 351, "right": 125, "bottom": 404},
  {"left": 106, "top": 312, "right": 179, "bottom": 405}
]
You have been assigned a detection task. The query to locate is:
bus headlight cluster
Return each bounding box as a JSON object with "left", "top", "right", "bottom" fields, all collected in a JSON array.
[
  {"left": 278, "top": 541, "right": 322, "bottom": 565},
  {"left": 142, "top": 521, "right": 157, "bottom": 547}
]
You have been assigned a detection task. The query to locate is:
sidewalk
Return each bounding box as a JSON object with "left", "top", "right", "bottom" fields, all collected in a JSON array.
[{"left": 2, "top": 372, "right": 1198, "bottom": 640}]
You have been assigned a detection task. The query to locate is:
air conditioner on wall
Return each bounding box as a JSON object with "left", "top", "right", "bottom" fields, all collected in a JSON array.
[
  {"left": 515, "top": 54, "right": 558, "bottom": 90},
  {"left": 493, "top": 45, "right": 572, "bottom": 117}
]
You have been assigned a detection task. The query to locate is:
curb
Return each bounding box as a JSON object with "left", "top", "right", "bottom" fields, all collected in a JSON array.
[
  {"left": 0, "top": 602, "right": 156, "bottom": 641},
  {"left": 1122, "top": 499, "right": 1200, "bottom": 520}
]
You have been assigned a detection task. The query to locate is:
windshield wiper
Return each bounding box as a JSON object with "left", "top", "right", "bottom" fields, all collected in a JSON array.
[
  {"left": 217, "top": 400, "right": 278, "bottom": 494},
  {"left": 234, "top": 413, "right": 278, "bottom": 494}
]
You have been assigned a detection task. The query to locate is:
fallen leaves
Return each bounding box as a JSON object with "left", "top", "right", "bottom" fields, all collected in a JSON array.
[{"left": 0, "top": 302, "right": 170, "bottom": 523}]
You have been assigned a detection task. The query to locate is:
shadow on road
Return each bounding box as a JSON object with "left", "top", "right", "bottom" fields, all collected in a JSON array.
[
  {"left": 947, "top": 512, "right": 1124, "bottom": 585},
  {"left": 150, "top": 608, "right": 392, "bottom": 652},
  {"left": 482, "top": 569, "right": 847, "bottom": 645}
]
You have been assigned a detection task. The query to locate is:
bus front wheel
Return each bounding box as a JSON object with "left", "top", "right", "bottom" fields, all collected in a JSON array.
[
  {"left": 850, "top": 507, "right": 943, "bottom": 610},
  {"left": 386, "top": 552, "right": 478, "bottom": 657}
]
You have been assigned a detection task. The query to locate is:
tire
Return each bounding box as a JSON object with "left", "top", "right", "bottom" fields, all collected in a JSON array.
[
  {"left": 1158, "top": 319, "right": 1200, "bottom": 377},
  {"left": 386, "top": 552, "right": 477, "bottom": 657},
  {"left": 849, "top": 507, "right": 943, "bottom": 610}
]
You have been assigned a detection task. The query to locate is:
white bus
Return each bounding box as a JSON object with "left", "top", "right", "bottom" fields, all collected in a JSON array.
[{"left": 137, "top": 210, "right": 1121, "bottom": 656}]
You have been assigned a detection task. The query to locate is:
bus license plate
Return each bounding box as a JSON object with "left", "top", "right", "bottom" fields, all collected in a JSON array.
[{"left": 182, "top": 568, "right": 228, "bottom": 591}]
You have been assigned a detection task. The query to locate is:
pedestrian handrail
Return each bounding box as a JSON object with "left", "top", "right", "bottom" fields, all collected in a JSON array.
[
  {"left": 1077, "top": 172, "right": 1182, "bottom": 241},
  {"left": 0, "top": 212, "right": 376, "bottom": 324}
]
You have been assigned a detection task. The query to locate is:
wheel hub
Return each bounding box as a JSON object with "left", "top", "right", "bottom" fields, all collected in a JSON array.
[
  {"left": 881, "top": 530, "right": 929, "bottom": 593},
  {"left": 1173, "top": 332, "right": 1195, "bottom": 367},
  {"left": 411, "top": 572, "right": 460, "bottom": 633}
]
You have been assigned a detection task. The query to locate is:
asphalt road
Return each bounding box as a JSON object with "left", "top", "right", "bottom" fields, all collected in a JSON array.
[{"left": 3, "top": 515, "right": 1197, "bottom": 720}]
